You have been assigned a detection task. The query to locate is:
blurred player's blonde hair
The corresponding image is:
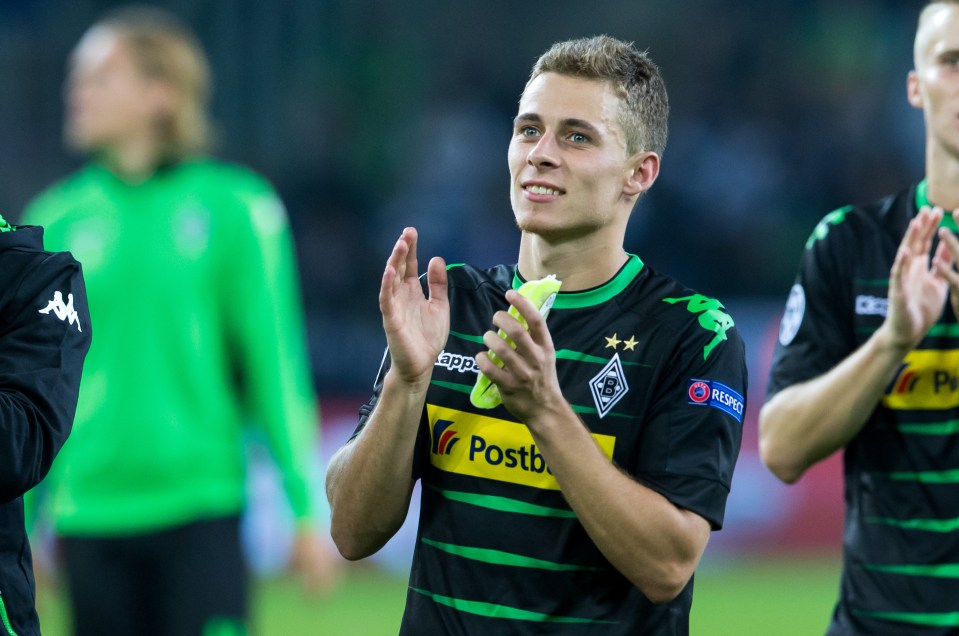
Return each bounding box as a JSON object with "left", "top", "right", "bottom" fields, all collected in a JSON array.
[
  {"left": 92, "top": 6, "right": 213, "bottom": 161},
  {"left": 526, "top": 35, "right": 669, "bottom": 158}
]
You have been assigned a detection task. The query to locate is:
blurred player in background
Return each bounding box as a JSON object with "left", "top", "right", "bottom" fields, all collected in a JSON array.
[
  {"left": 0, "top": 213, "right": 90, "bottom": 636},
  {"left": 23, "top": 6, "right": 336, "bottom": 635},
  {"left": 760, "top": 2, "right": 959, "bottom": 634},
  {"left": 327, "top": 35, "right": 746, "bottom": 634}
]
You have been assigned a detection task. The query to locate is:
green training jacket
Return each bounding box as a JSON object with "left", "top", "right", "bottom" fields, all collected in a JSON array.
[{"left": 24, "top": 158, "right": 320, "bottom": 535}]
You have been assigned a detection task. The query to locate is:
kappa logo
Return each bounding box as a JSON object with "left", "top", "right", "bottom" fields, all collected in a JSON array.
[
  {"left": 431, "top": 419, "right": 460, "bottom": 455},
  {"left": 663, "top": 294, "right": 734, "bottom": 360},
  {"left": 855, "top": 294, "right": 888, "bottom": 317},
  {"left": 38, "top": 291, "right": 82, "bottom": 332},
  {"left": 589, "top": 353, "right": 629, "bottom": 419},
  {"left": 434, "top": 350, "right": 479, "bottom": 374}
]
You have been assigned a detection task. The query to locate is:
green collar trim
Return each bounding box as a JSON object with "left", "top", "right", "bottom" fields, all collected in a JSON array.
[
  {"left": 0, "top": 214, "right": 13, "bottom": 232},
  {"left": 916, "top": 179, "right": 958, "bottom": 231},
  {"left": 512, "top": 253, "right": 644, "bottom": 310}
]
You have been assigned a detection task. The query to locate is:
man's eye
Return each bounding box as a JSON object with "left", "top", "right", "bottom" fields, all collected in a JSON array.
[
  {"left": 569, "top": 132, "right": 589, "bottom": 143},
  {"left": 520, "top": 126, "right": 540, "bottom": 137}
]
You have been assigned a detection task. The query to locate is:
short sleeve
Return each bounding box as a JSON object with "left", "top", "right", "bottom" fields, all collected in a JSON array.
[
  {"left": 632, "top": 315, "right": 747, "bottom": 530},
  {"left": 766, "top": 211, "right": 856, "bottom": 400}
]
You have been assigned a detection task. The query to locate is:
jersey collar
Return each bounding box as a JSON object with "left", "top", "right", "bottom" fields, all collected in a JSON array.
[
  {"left": 512, "top": 253, "right": 644, "bottom": 310},
  {"left": 916, "top": 178, "right": 959, "bottom": 231}
]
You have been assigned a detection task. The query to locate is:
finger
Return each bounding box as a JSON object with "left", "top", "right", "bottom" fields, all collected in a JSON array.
[
  {"left": 491, "top": 305, "right": 530, "bottom": 351},
  {"left": 379, "top": 263, "right": 397, "bottom": 317},
  {"left": 889, "top": 246, "right": 910, "bottom": 296},
  {"left": 934, "top": 259, "right": 959, "bottom": 289},
  {"left": 403, "top": 227, "right": 420, "bottom": 281},
  {"left": 938, "top": 226, "right": 959, "bottom": 263},
  {"left": 934, "top": 240, "right": 959, "bottom": 287},
  {"left": 427, "top": 256, "right": 448, "bottom": 305},
  {"left": 385, "top": 231, "right": 411, "bottom": 281},
  {"left": 504, "top": 289, "right": 540, "bottom": 326},
  {"left": 910, "top": 206, "right": 942, "bottom": 256},
  {"left": 477, "top": 330, "right": 513, "bottom": 383},
  {"left": 504, "top": 289, "right": 556, "bottom": 348}
]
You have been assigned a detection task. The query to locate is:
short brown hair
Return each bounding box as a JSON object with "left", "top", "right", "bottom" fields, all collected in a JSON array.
[
  {"left": 91, "top": 6, "right": 213, "bottom": 160},
  {"left": 527, "top": 35, "right": 669, "bottom": 157}
]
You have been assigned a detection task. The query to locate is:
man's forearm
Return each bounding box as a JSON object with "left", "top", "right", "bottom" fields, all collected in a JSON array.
[
  {"left": 326, "top": 371, "right": 426, "bottom": 560},
  {"left": 759, "top": 326, "right": 911, "bottom": 483},
  {"left": 527, "top": 403, "right": 710, "bottom": 604}
]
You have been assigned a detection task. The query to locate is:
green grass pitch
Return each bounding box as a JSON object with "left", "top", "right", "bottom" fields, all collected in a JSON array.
[{"left": 36, "top": 555, "right": 841, "bottom": 634}]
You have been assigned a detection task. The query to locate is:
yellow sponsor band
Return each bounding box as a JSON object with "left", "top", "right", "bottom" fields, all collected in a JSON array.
[
  {"left": 427, "top": 404, "right": 615, "bottom": 490},
  {"left": 883, "top": 349, "right": 959, "bottom": 410}
]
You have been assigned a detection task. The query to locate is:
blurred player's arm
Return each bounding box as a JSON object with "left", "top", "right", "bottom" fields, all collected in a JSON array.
[
  {"left": 326, "top": 228, "right": 448, "bottom": 560},
  {"left": 225, "top": 183, "right": 337, "bottom": 590},
  {"left": 760, "top": 207, "right": 951, "bottom": 483}
]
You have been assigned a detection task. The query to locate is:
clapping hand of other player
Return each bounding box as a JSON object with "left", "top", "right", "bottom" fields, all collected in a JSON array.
[
  {"left": 379, "top": 227, "right": 449, "bottom": 390},
  {"left": 884, "top": 206, "right": 952, "bottom": 353},
  {"left": 934, "top": 208, "right": 959, "bottom": 320}
]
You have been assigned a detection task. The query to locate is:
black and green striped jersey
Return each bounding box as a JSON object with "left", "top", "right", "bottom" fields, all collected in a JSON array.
[
  {"left": 356, "top": 254, "right": 746, "bottom": 635},
  {"left": 768, "top": 181, "right": 959, "bottom": 635}
]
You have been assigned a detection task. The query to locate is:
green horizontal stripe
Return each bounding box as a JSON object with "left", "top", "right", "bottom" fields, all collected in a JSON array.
[
  {"left": 421, "top": 537, "right": 601, "bottom": 572},
  {"left": 570, "top": 403, "right": 632, "bottom": 419},
  {"left": 898, "top": 420, "right": 959, "bottom": 435},
  {"left": 431, "top": 379, "right": 473, "bottom": 394},
  {"left": 853, "top": 609, "right": 959, "bottom": 627},
  {"left": 430, "top": 381, "right": 632, "bottom": 419},
  {"left": 865, "top": 563, "right": 959, "bottom": 578},
  {"left": 927, "top": 324, "right": 959, "bottom": 337},
  {"left": 882, "top": 469, "right": 959, "bottom": 483},
  {"left": 556, "top": 349, "right": 651, "bottom": 367},
  {"left": 446, "top": 339, "right": 650, "bottom": 368},
  {"left": 449, "top": 330, "right": 485, "bottom": 344},
  {"left": 411, "top": 587, "right": 616, "bottom": 624},
  {"left": 854, "top": 278, "right": 890, "bottom": 287},
  {"left": 866, "top": 515, "right": 959, "bottom": 532},
  {"left": 430, "top": 486, "right": 576, "bottom": 518}
]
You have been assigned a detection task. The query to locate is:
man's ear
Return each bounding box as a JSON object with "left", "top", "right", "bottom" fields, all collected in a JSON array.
[
  {"left": 623, "top": 151, "right": 660, "bottom": 197},
  {"left": 907, "top": 70, "right": 923, "bottom": 110}
]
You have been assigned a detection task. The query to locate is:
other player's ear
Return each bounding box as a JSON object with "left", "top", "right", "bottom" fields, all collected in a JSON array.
[
  {"left": 907, "top": 70, "right": 923, "bottom": 110},
  {"left": 623, "top": 151, "right": 659, "bottom": 198}
]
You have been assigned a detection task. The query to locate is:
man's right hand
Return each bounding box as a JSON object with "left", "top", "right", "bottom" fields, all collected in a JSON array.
[{"left": 379, "top": 227, "right": 449, "bottom": 390}]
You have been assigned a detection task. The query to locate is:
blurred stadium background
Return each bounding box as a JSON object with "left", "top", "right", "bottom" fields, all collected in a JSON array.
[{"left": 1, "top": 0, "right": 928, "bottom": 633}]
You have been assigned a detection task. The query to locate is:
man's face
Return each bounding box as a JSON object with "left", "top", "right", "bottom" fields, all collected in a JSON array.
[
  {"left": 909, "top": 4, "right": 959, "bottom": 159},
  {"left": 508, "top": 72, "right": 639, "bottom": 240},
  {"left": 65, "top": 28, "right": 166, "bottom": 152}
]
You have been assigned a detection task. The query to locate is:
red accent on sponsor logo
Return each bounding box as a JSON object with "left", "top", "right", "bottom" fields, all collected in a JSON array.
[
  {"left": 896, "top": 371, "right": 915, "bottom": 394},
  {"left": 438, "top": 429, "right": 458, "bottom": 454}
]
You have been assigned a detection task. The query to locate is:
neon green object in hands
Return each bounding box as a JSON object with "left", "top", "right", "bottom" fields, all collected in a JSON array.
[{"left": 470, "top": 274, "right": 562, "bottom": 409}]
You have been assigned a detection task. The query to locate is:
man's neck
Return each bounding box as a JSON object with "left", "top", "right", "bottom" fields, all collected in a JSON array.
[
  {"left": 517, "top": 232, "right": 629, "bottom": 291},
  {"left": 100, "top": 137, "right": 163, "bottom": 183},
  {"left": 925, "top": 144, "right": 959, "bottom": 210}
]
